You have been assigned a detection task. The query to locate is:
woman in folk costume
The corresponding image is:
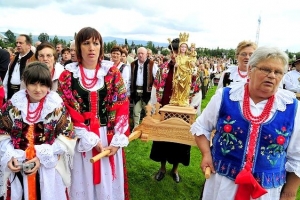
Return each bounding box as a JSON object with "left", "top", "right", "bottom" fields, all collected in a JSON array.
[
  {"left": 0, "top": 61, "right": 75, "bottom": 200},
  {"left": 191, "top": 46, "right": 300, "bottom": 200},
  {"left": 150, "top": 37, "right": 201, "bottom": 183},
  {"left": 57, "top": 27, "right": 130, "bottom": 200},
  {"left": 217, "top": 40, "right": 257, "bottom": 89}
]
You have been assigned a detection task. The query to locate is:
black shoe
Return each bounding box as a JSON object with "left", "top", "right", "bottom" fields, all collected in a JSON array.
[
  {"left": 155, "top": 171, "right": 165, "bottom": 181},
  {"left": 172, "top": 172, "right": 180, "bottom": 183}
]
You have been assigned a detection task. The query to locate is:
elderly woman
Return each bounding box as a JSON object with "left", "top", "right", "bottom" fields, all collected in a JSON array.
[
  {"left": 217, "top": 40, "right": 257, "bottom": 89},
  {"left": 21, "top": 42, "right": 65, "bottom": 92},
  {"left": 191, "top": 46, "right": 300, "bottom": 200}
]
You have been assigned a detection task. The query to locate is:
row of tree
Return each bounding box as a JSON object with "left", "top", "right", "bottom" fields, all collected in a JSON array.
[{"left": 1, "top": 30, "right": 299, "bottom": 62}]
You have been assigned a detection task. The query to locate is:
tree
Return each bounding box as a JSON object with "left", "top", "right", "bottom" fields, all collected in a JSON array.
[
  {"left": 29, "top": 33, "right": 33, "bottom": 42},
  {"left": 51, "top": 35, "right": 60, "bottom": 47},
  {"left": 124, "top": 38, "right": 128, "bottom": 46},
  {"left": 111, "top": 40, "right": 117, "bottom": 46},
  {"left": 5, "top": 30, "right": 16, "bottom": 44},
  {"left": 38, "top": 33, "right": 49, "bottom": 42},
  {"left": 146, "top": 41, "right": 153, "bottom": 50}
]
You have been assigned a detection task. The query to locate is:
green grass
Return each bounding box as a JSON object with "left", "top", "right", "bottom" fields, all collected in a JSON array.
[
  {"left": 125, "top": 86, "right": 300, "bottom": 200},
  {"left": 125, "top": 86, "right": 217, "bottom": 200}
]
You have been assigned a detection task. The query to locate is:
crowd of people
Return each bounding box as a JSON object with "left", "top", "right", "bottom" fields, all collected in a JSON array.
[{"left": 0, "top": 27, "right": 300, "bottom": 200}]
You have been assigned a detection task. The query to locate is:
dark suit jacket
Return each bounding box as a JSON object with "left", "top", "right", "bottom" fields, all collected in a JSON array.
[{"left": 0, "top": 49, "right": 10, "bottom": 80}]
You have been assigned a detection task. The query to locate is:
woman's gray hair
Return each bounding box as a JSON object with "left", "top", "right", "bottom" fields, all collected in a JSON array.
[{"left": 248, "top": 46, "right": 289, "bottom": 73}]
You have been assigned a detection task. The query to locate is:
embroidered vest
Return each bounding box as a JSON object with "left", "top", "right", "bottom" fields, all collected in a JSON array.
[
  {"left": 212, "top": 87, "right": 297, "bottom": 189},
  {"left": 71, "top": 73, "right": 108, "bottom": 126},
  {"left": 130, "top": 59, "right": 154, "bottom": 103},
  {"left": 7, "top": 51, "right": 34, "bottom": 99}
]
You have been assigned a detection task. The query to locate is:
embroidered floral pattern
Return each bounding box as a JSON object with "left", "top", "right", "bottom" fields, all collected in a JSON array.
[
  {"left": 260, "top": 126, "right": 289, "bottom": 165},
  {"left": 0, "top": 100, "right": 73, "bottom": 150},
  {"left": 217, "top": 115, "right": 243, "bottom": 155},
  {"left": 58, "top": 65, "right": 128, "bottom": 136}
]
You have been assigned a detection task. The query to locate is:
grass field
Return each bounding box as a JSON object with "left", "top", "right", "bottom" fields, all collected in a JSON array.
[{"left": 125, "top": 86, "right": 300, "bottom": 200}]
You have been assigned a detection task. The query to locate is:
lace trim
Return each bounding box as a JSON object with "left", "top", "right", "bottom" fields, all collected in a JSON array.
[
  {"left": 228, "top": 83, "right": 296, "bottom": 111},
  {"left": 11, "top": 90, "right": 63, "bottom": 120},
  {"left": 110, "top": 134, "right": 129, "bottom": 147},
  {"left": 65, "top": 60, "right": 113, "bottom": 79},
  {"left": 35, "top": 144, "right": 58, "bottom": 168},
  {"left": 75, "top": 127, "right": 100, "bottom": 152}
]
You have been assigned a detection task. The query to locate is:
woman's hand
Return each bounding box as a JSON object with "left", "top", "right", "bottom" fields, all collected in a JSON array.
[
  {"left": 104, "top": 146, "right": 120, "bottom": 156},
  {"left": 23, "top": 157, "right": 41, "bottom": 175},
  {"left": 94, "top": 141, "right": 104, "bottom": 153},
  {"left": 7, "top": 157, "right": 21, "bottom": 173},
  {"left": 200, "top": 153, "right": 215, "bottom": 174}
]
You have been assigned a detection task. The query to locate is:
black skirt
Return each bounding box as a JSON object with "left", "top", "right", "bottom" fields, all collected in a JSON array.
[{"left": 150, "top": 141, "right": 191, "bottom": 166}]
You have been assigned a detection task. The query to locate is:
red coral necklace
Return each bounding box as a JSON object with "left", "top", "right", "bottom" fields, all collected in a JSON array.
[
  {"left": 26, "top": 93, "right": 47, "bottom": 123},
  {"left": 238, "top": 68, "right": 248, "bottom": 78},
  {"left": 243, "top": 84, "right": 274, "bottom": 124},
  {"left": 79, "top": 63, "right": 100, "bottom": 89},
  {"left": 242, "top": 83, "right": 274, "bottom": 170}
]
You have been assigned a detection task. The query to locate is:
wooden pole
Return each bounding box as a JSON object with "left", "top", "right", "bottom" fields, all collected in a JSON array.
[
  {"left": 90, "top": 131, "right": 142, "bottom": 163},
  {"left": 205, "top": 167, "right": 211, "bottom": 179}
]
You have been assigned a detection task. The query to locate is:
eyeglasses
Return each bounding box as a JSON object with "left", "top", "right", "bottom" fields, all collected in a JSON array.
[
  {"left": 254, "top": 66, "right": 284, "bottom": 77},
  {"left": 38, "top": 54, "right": 53, "bottom": 59},
  {"left": 239, "top": 52, "right": 253, "bottom": 57}
]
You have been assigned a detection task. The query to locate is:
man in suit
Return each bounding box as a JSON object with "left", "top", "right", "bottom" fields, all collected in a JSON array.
[
  {"left": 3, "top": 34, "right": 35, "bottom": 100},
  {"left": 130, "top": 47, "right": 158, "bottom": 127}
]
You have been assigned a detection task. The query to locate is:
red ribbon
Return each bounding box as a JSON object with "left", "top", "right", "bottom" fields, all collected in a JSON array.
[
  {"left": 234, "top": 169, "right": 267, "bottom": 200},
  {"left": 65, "top": 92, "right": 102, "bottom": 185}
]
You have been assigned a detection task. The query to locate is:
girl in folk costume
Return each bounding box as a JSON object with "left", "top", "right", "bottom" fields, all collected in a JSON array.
[
  {"left": 57, "top": 27, "right": 130, "bottom": 200},
  {"left": 0, "top": 62, "right": 75, "bottom": 200}
]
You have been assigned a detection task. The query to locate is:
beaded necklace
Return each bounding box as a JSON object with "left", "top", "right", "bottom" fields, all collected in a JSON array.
[
  {"left": 242, "top": 84, "right": 274, "bottom": 170},
  {"left": 79, "top": 63, "right": 100, "bottom": 89},
  {"left": 238, "top": 68, "right": 247, "bottom": 78},
  {"left": 26, "top": 93, "right": 47, "bottom": 123}
]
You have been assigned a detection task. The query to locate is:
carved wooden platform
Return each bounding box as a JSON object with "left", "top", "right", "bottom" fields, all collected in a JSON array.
[{"left": 133, "top": 103, "right": 197, "bottom": 146}]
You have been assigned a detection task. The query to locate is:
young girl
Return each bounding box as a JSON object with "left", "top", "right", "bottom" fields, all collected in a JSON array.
[{"left": 0, "top": 61, "right": 75, "bottom": 200}]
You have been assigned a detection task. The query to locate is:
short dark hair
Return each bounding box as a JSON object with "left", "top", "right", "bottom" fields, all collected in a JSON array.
[
  {"left": 75, "top": 27, "right": 103, "bottom": 63},
  {"left": 22, "top": 61, "right": 52, "bottom": 89},
  {"left": 19, "top": 34, "right": 32, "bottom": 45},
  {"left": 110, "top": 45, "right": 123, "bottom": 54},
  {"left": 122, "top": 48, "right": 128, "bottom": 57},
  {"left": 61, "top": 47, "right": 70, "bottom": 54},
  {"left": 35, "top": 42, "right": 58, "bottom": 62}
]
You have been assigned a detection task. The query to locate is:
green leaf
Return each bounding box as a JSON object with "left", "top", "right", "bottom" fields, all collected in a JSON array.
[
  {"left": 228, "top": 120, "right": 236, "bottom": 124},
  {"left": 267, "top": 144, "right": 278, "bottom": 149},
  {"left": 229, "top": 134, "right": 237, "bottom": 141}
]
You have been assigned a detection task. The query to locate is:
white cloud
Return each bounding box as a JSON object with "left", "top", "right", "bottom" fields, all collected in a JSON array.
[{"left": 0, "top": 0, "right": 299, "bottom": 52}]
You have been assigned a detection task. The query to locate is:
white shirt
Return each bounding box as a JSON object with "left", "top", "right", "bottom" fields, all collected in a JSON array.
[
  {"left": 283, "top": 70, "right": 300, "bottom": 93},
  {"left": 3, "top": 53, "right": 29, "bottom": 99},
  {"left": 136, "top": 61, "right": 158, "bottom": 86}
]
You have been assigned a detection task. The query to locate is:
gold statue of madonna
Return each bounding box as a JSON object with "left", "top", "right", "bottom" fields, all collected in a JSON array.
[{"left": 169, "top": 33, "right": 195, "bottom": 107}]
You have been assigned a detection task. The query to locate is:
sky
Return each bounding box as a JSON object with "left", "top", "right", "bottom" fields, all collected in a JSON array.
[{"left": 0, "top": 0, "right": 299, "bottom": 52}]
